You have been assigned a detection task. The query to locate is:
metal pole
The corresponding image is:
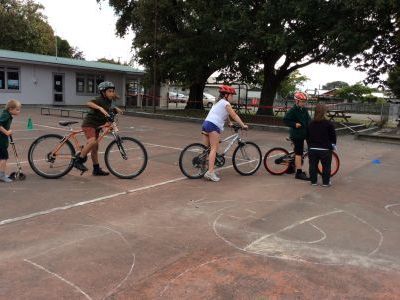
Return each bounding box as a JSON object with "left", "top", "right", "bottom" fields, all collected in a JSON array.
[
  {"left": 153, "top": 0, "right": 158, "bottom": 113},
  {"left": 55, "top": 36, "right": 58, "bottom": 59}
]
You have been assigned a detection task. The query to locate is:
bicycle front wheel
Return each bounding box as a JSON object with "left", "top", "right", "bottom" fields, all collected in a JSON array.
[
  {"left": 263, "top": 147, "right": 291, "bottom": 175},
  {"left": 105, "top": 137, "right": 148, "bottom": 179},
  {"left": 317, "top": 151, "right": 340, "bottom": 177},
  {"left": 28, "top": 134, "right": 75, "bottom": 179},
  {"left": 179, "top": 143, "right": 208, "bottom": 179},
  {"left": 232, "top": 142, "right": 262, "bottom": 176}
]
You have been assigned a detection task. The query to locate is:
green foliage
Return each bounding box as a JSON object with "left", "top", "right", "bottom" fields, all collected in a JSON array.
[
  {"left": 0, "top": 0, "right": 55, "bottom": 54},
  {"left": 226, "top": 0, "right": 398, "bottom": 114},
  {"left": 55, "top": 36, "right": 74, "bottom": 58},
  {"left": 100, "top": 0, "right": 242, "bottom": 109},
  {"left": 0, "top": 1, "right": 84, "bottom": 59},
  {"left": 322, "top": 81, "right": 349, "bottom": 90},
  {"left": 72, "top": 48, "right": 85, "bottom": 60},
  {"left": 336, "top": 84, "right": 374, "bottom": 102},
  {"left": 97, "top": 57, "right": 127, "bottom": 65},
  {"left": 278, "top": 71, "right": 309, "bottom": 98},
  {"left": 101, "top": 0, "right": 398, "bottom": 113},
  {"left": 354, "top": 2, "right": 400, "bottom": 84},
  {"left": 387, "top": 66, "right": 400, "bottom": 99}
]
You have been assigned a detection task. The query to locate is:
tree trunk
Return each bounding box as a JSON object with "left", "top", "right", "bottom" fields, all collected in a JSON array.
[
  {"left": 257, "top": 71, "right": 279, "bottom": 116},
  {"left": 185, "top": 81, "right": 206, "bottom": 110}
]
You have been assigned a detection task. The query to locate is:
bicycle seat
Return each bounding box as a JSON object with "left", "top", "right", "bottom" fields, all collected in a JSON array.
[{"left": 59, "top": 121, "right": 79, "bottom": 126}]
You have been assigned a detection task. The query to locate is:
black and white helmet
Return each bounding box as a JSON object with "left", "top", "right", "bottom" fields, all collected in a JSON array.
[{"left": 98, "top": 81, "right": 115, "bottom": 93}]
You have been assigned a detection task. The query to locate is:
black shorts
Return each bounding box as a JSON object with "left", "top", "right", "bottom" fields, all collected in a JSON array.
[
  {"left": 292, "top": 138, "right": 305, "bottom": 155},
  {"left": 0, "top": 147, "right": 9, "bottom": 160}
]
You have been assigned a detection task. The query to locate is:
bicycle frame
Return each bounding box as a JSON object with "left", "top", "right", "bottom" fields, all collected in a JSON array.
[
  {"left": 218, "top": 131, "right": 241, "bottom": 156},
  {"left": 51, "top": 122, "right": 118, "bottom": 157}
]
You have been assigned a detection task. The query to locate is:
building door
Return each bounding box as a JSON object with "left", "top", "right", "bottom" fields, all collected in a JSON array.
[
  {"left": 53, "top": 73, "right": 64, "bottom": 104},
  {"left": 126, "top": 78, "right": 140, "bottom": 108}
]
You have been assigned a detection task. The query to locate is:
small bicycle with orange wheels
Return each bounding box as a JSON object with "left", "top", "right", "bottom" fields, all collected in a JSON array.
[{"left": 263, "top": 138, "right": 340, "bottom": 176}]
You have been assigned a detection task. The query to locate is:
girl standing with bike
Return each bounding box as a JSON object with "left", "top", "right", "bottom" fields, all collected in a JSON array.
[
  {"left": 201, "top": 85, "right": 248, "bottom": 182},
  {"left": 308, "top": 104, "right": 337, "bottom": 187}
]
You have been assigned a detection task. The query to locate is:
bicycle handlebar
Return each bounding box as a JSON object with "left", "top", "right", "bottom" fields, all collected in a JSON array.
[
  {"left": 106, "top": 111, "right": 117, "bottom": 122},
  {"left": 229, "top": 123, "right": 247, "bottom": 131}
]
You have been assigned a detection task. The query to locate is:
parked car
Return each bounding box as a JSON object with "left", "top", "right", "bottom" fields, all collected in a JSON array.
[
  {"left": 203, "top": 93, "right": 216, "bottom": 108},
  {"left": 168, "top": 91, "right": 188, "bottom": 103}
]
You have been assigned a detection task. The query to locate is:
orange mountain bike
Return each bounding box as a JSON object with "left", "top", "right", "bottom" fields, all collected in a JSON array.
[{"left": 28, "top": 113, "right": 148, "bottom": 179}]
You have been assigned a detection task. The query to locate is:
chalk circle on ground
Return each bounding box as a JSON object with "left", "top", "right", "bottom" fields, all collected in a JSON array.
[{"left": 212, "top": 206, "right": 397, "bottom": 271}]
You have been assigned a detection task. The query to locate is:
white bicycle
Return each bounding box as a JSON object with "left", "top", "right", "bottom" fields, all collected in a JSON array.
[{"left": 179, "top": 124, "right": 262, "bottom": 179}]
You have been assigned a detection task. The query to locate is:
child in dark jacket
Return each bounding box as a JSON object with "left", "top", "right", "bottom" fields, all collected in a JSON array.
[
  {"left": 308, "top": 104, "right": 337, "bottom": 186},
  {"left": 0, "top": 99, "right": 21, "bottom": 183}
]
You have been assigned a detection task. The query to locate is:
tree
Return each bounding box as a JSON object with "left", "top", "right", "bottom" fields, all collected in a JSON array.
[
  {"left": 56, "top": 36, "right": 74, "bottom": 58},
  {"left": 100, "top": 0, "right": 241, "bottom": 109},
  {"left": 336, "top": 84, "right": 373, "bottom": 102},
  {"left": 278, "top": 71, "right": 309, "bottom": 98},
  {"left": 387, "top": 67, "right": 400, "bottom": 99},
  {"left": 322, "top": 81, "right": 349, "bottom": 90},
  {"left": 0, "top": 1, "right": 84, "bottom": 58},
  {"left": 0, "top": 0, "right": 55, "bottom": 55},
  {"left": 354, "top": 2, "right": 400, "bottom": 85},
  {"left": 97, "top": 57, "right": 127, "bottom": 65},
  {"left": 72, "top": 47, "right": 85, "bottom": 60},
  {"left": 223, "top": 0, "right": 398, "bottom": 115}
]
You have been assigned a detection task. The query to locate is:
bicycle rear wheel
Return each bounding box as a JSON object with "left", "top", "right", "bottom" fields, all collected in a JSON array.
[
  {"left": 317, "top": 151, "right": 340, "bottom": 177},
  {"left": 179, "top": 143, "right": 208, "bottom": 179},
  {"left": 105, "top": 137, "right": 148, "bottom": 179},
  {"left": 264, "top": 147, "right": 291, "bottom": 175},
  {"left": 232, "top": 142, "right": 262, "bottom": 176},
  {"left": 28, "top": 134, "right": 75, "bottom": 179}
]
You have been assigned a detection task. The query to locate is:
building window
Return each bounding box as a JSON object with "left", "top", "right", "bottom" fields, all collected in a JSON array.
[
  {"left": 96, "top": 76, "right": 104, "bottom": 93},
  {"left": 0, "top": 69, "right": 4, "bottom": 89},
  {"left": 87, "top": 76, "right": 95, "bottom": 93},
  {"left": 76, "top": 73, "right": 104, "bottom": 95},
  {"left": 76, "top": 74, "right": 85, "bottom": 93},
  {"left": 0, "top": 67, "right": 20, "bottom": 91}
]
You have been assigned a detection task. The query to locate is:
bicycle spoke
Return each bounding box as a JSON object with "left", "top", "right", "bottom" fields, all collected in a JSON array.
[
  {"left": 28, "top": 134, "right": 75, "bottom": 178},
  {"left": 264, "top": 148, "right": 291, "bottom": 175},
  {"left": 179, "top": 143, "right": 208, "bottom": 179},
  {"left": 233, "top": 142, "right": 261, "bottom": 176},
  {"left": 105, "top": 137, "right": 147, "bottom": 179}
]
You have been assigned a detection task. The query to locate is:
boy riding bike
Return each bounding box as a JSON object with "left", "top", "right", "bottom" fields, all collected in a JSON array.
[
  {"left": 202, "top": 85, "right": 248, "bottom": 182},
  {"left": 73, "top": 81, "right": 123, "bottom": 175},
  {"left": 283, "top": 91, "right": 311, "bottom": 181}
]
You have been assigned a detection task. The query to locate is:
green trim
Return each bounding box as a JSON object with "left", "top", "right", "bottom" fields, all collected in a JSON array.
[{"left": 0, "top": 49, "right": 144, "bottom": 75}]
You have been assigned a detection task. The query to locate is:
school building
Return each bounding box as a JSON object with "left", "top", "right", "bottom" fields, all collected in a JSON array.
[{"left": 0, "top": 49, "right": 145, "bottom": 107}]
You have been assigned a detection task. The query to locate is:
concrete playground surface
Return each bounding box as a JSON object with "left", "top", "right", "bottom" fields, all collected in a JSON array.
[{"left": 1, "top": 108, "right": 399, "bottom": 299}]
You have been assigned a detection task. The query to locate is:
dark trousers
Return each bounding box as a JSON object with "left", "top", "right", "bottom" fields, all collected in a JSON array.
[{"left": 308, "top": 149, "right": 332, "bottom": 185}]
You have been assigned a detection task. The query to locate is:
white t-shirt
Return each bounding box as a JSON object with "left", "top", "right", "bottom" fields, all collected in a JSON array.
[{"left": 205, "top": 99, "right": 230, "bottom": 131}]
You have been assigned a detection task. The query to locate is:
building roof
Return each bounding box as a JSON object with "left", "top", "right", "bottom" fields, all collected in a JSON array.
[{"left": 0, "top": 49, "right": 144, "bottom": 75}]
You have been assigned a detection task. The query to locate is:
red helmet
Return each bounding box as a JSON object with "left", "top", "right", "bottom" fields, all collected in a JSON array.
[
  {"left": 219, "top": 85, "right": 236, "bottom": 95},
  {"left": 294, "top": 91, "right": 308, "bottom": 101}
]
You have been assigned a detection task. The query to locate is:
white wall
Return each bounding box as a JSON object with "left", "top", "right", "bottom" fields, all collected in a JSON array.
[{"left": 0, "top": 62, "right": 131, "bottom": 106}]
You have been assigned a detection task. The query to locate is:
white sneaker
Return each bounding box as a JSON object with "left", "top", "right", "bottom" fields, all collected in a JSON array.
[
  {"left": 0, "top": 175, "right": 13, "bottom": 183},
  {"left": 204, "top": 171, "right": 220, "bottom": 182}
]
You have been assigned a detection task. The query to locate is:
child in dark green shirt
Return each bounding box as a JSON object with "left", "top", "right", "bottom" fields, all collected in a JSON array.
[
  {"left": 283, "top": 91, "right": 311, "bottom": 180},
  {"left": 0, "top": 99, "right": 21, "bottom": 183},
  {"left": 73, "top": 81, "right": 123, "bottom": 175}
]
